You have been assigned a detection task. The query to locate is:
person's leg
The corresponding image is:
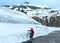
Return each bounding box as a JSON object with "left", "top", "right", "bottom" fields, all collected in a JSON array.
[
  {"left": 30, "top": 34, "right": 32, "bottom": 41},
  {"left": 32, "top": 35, "right": 34, "bottom": 40},
  {"left": 31, "top": 34, "right": 34, "bottom": 40},
  {"left": 30, "top": 33, "right": 34, "bottom": 40}
]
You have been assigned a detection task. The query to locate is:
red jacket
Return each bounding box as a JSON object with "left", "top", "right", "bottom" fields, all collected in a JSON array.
[{"left": 28, "top": 28, "right": 34, "bottom": 35}]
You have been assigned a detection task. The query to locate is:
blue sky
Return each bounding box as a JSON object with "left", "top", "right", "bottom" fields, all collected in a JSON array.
[{"left": 0, "top": 0, "right": 60, "bottom": 8}]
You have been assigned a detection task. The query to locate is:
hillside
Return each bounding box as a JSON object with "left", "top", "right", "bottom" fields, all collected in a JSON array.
[
  {"left": 1, "top": 4, "right": 60, "bottom": 27},
  {"left": 0, "top": 7, "right": 39, "bottom": 24}
]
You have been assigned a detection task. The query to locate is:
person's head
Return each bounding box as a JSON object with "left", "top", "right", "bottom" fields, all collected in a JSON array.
[{"left": 31, "top": 28, "right": 33, "bottom": 30}]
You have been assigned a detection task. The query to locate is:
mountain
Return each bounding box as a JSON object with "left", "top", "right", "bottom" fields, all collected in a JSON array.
[
  {"left": 0, "top": 4, "right": 60, "bottom": 43},
  {"left": 2, "top": 4, "right": 60, "bottom": 17}
]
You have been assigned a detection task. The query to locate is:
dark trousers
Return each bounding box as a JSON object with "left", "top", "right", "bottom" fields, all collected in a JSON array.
[{"left": 30, "top": 33, "right": 33, "bottom": 40}]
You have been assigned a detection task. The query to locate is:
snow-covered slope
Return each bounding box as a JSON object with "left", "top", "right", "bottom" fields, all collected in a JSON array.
[
  {"left": 0, "top": 23, "right": 60, "bottom": 43},
  {"left": 0, "top": 7, "right": 39, "bottom": 24},
  {"left": 0, "top": 7, "right": 41, "bottom": 43}
]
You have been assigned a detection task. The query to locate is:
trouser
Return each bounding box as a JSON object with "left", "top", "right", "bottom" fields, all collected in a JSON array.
[{"left": 30, "top": 33, "right": 33, "bottom": 40}]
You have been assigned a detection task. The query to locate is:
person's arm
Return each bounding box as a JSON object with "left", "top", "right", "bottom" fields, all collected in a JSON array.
[{"left": 28, "top": 30, "right": 31, "bottom": 31}]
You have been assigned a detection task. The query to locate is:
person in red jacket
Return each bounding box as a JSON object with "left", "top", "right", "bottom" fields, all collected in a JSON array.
[{"left": 28, "top": 28, "right": 34, "bottom": 40}]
